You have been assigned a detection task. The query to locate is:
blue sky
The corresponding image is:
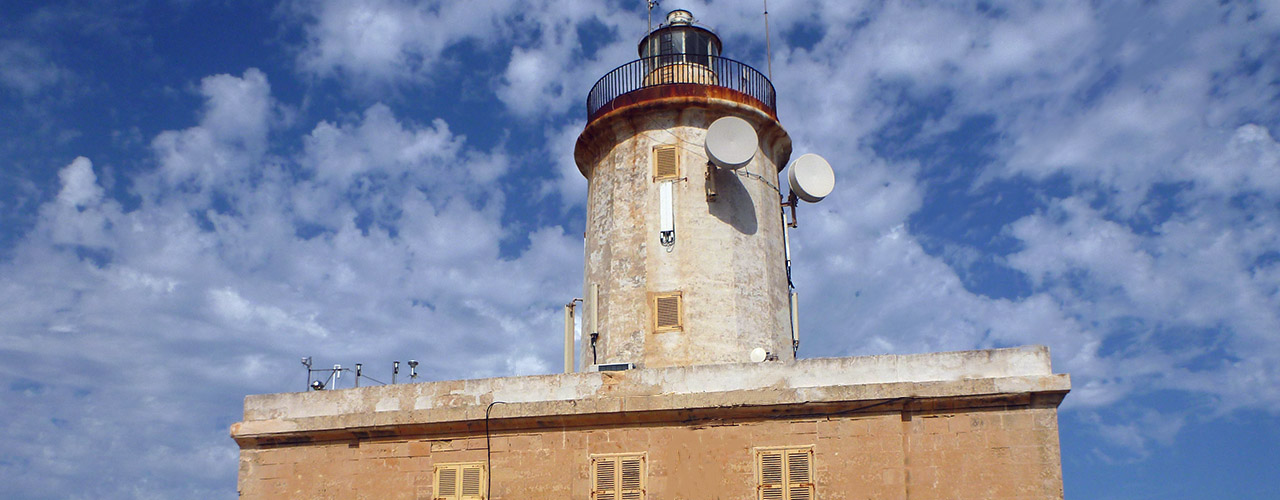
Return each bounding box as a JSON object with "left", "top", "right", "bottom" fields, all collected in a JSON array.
[{"left": 1, "top": 0, "right": 1277, "bottom": 498}]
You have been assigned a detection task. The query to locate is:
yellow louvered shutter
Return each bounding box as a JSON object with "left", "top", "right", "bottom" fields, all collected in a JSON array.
[
  {"left": 652, "top": 292, "right": 682, "bottom": 332},
  {"left": 654, "top": 145, "right": 679, "bottom": 180},
  {"left": 435, "top": 462, "right": 485, "bottom": 500},
  {"left": 758, "top": 447, "right": 813, "bottom": 500},
  {"left": 461, "top": 464, "right": 484, "bottom": 499},
  {"left": 594, "top": 454, "right": 645, "bottom": 500},
  {"left": 594, "top": 456, "right": 617, "bottom": 500},
  {"left": 620, "top": 455, "right": 645, "bottom": 500},
  {"left": 435, "top": 465, "right": 459, "bottom": 500},
  {"left": 786, "top": 449, "right": 814, "bottom": 500},
  {"left": 759, "top": 450, "right": 785, "bottom": 500}
]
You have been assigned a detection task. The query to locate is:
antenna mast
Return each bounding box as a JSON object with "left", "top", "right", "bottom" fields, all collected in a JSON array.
[
  {"left": 764, "top": 0, "right": 773, "bottom": 79},
  {"left": 648, "top": 1, "right": 658, "bottom": 34}
]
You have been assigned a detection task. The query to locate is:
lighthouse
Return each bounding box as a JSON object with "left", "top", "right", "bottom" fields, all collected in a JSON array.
[
  {"left": 233, "top": 10, "right": 1069, "bottom": 500},
  {"left": 574, "top": 9, "right": 797, "bottom": 370}
]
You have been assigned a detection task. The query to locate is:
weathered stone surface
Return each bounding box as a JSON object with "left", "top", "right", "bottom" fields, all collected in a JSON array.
[
  {"left": 240, "top": 346, "right": 1058, "bottom": 423},
  {"left": 575, "top": 95, "right": 795, "bottom": 369},
  {"left": 237, "top": 395, "right": 1064, "bottom": 499},
  {"left": 234, "top": 347, "right": 1068, "bottom": 499}
]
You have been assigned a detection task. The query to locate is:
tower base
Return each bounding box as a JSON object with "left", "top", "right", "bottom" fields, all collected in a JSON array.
[{"left": 232, "top": 346, "right": 1069, "bottom": 499}]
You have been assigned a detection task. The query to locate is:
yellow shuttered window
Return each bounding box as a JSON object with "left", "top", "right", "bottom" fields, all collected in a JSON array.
[
  {"left": 592, "top": 453, "right": 646, "bottom": 500},
  {"left": 756, "top": 447, "right": 815, "bottom": 500},
  {"left": 654, "top": 145, "right": 679, "bottom": 180},
  {"left": 434, "top": 462, "right": 486, "bottom": 500}
]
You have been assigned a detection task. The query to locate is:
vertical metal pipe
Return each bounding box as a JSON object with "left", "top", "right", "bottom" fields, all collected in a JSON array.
[
  {"left": 589, "top": 284, "right": 599, "bottom": 339},
  {"left": 790, "top": 291, "right": 800, "bottom": 356},
  {"left": 764, "top": 0, "right": 774, "bottom": 80},
  {"left": 564, "top": 303, "right": 575, "bottom": 373}
]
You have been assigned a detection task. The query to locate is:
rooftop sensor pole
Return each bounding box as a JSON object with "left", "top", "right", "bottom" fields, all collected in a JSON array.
[
  {"left": 764, "top": 0, "right": 773, "bottom": 79},
  {"left": 565, "top": 299, "right": 583, "bottom": 373}
]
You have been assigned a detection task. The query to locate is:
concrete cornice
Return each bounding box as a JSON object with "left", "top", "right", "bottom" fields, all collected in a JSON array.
[{"left": 233, "top": 346, "right": 1070, "bottom": 447}]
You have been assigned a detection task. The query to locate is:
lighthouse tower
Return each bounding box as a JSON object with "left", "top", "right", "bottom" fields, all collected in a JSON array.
[
  {"left": 574, "top": 10, "right": 794, "bottom": 370},
  {"left": 234, "top": 11, "right": 1069, "bottom": 500}
]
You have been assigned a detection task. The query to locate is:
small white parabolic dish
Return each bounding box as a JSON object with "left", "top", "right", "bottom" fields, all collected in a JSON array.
[
  {"left": 750, "top": 347, "right": 768, "bottom": 363},
  {"left": 704, "top": 116, "right": 758, "bottom": 170},
  {"left": 787, "top": 153, "right": 835, "bottom": 203}
]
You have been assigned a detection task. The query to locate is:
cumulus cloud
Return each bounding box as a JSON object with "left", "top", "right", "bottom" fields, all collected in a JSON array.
[
  {"left": 708, "top": 0, "right": 1280, "bottom": 454},
  {"left": 149, "top": 68, "right": 276, "bottom": 194},
  {"left": 55, "top": 157, "right": 103, "bottom": 207},
  {"left": 0, "top": 67, "right": 580, "bottom": 497},
  {"left": 290, "top": 0, "right": 641, "bottom": 114},
  {"left": 292, "top": 0, "right": 527, "bottom": 89}
]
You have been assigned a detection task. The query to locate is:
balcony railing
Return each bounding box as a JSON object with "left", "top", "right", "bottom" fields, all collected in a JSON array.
[{"left": 586, "top": 55, "right": 776, "bottom": 119}]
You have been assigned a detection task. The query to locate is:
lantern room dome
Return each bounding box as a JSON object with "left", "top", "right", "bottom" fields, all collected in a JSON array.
[{"left": 637, "top": 9, "right": 722, "bottom": 59}]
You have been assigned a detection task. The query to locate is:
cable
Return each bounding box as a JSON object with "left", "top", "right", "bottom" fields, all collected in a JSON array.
[
  {"left": 734, "top": 168, "right": 781, "bottom": 195},
  {"left": 640, "top": 130, "right": 780, "bottom": 194},
  {"left": 485, "top": 401, "right": 508, "bottom": 498},
  {"left": 360, "top": 375, "right": 387, "bottom": 386}
]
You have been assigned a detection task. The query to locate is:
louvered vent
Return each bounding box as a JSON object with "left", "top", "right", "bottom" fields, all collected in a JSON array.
[
  {"left": 787, "top": 450, "right": 811, "bottom": 483},
  {"left": 652, "top": 292, "right": 683, "bottom": 332},
  {"left": 621, "top": 456, "right": 643, "bottom": 498},
  {"left": 461, "top": 465, "right": 483, "bottom": 499},
  {"left": 756, "top": 447, "right": 814, "bottom": 500},
  {"left": 437, "top": 467, "right": 458, "bottom": 499},
  {"left": 434, "top": 462, "right": 486, "bottom": 500},
  {"left": 593, "top": 454, "right": 645, "bottom": 500},
  {"left": 594, "top": 458, "right": 616, "bottom": 500},
  {"left": 787, "top": 449, "right": 812, "bottom": 500},
  {"left": 654, "top": 145, "right": 679, "bottom": 180}
]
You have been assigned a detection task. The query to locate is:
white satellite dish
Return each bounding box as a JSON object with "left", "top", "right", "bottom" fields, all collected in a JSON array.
[
  {"left": 787, "top": 153, "right": 835, "bottom": 203},
  {"left": 750, "top": 347, "right": 768, "bottom": 363},
  {"left": 704, "top": 116, "right": 758, "bottom": 170}
]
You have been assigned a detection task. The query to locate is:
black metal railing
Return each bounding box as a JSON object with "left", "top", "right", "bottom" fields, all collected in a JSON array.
[{"left": 586, "top": 55, "right": 776, "bottom": 118}]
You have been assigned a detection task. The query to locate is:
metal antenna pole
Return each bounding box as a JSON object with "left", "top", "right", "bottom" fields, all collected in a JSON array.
[
  {"left": 647, "top": 1, "right": 655, "bottom": 34},
  {"left": 764, "top": 0, "right": 773, "bottom": 79}
]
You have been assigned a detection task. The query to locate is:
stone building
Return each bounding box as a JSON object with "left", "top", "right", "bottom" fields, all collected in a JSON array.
[{"left": 232, "top": 10, "right": 1069, "bottom": 500}]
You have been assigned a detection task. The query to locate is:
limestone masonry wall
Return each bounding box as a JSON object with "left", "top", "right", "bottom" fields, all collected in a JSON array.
[
  {"left": 234, "top": 347, "right": 1068, "bottom": 499},
  {"left": 238, "top": 404, "right": 1063, "bottom": 499}
]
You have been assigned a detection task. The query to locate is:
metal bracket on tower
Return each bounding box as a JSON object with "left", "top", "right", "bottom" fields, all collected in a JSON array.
[{"left": 782, "top": 191, "right": 799, "bottom": 228}]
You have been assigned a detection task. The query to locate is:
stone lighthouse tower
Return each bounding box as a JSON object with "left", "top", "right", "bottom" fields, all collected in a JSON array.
[
  {"left": 575, "top": 10, "right": 795, "bottom": 370},
  {"left": 234, "top": 11, "right": 1069, "bottom": 500}
]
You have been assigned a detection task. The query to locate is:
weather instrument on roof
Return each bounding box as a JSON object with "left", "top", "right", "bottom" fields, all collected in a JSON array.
[
  {"left": 787, "top": 154, "right": 836, "bottom": 203},
  {"left": 705, "top": 116, "right": 758, "bottom": 170}
]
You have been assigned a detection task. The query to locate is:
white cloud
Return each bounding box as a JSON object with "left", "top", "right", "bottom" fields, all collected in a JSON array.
[
  {"left": 0, "top": 39, "right": 66, "bottom": 96},
  {"left": 290, "top": 0, "right": 643, "bottom": 114},
  {"left": 149, "top": 69, "right": 275, "bottom": 193},
  {"left": 295, "top": 0, "right": 425, "bottom": 85},
  {"left": 55, "top": 157, "right": 103, "bottom": 208},
  {"left": 209, "top": 287, "right": 331, "bottom": 338},
  {"left": 292, "top": 0, "right": 524, "bottom": 89},
  {"left": 302, "top": 104, "right": 462, "bottom": 184},
  {"left": 710, "top": 0, "right": 1280, "bottom": 453},
  {"left": 0, "top": 64, "right": 581, "bottom": 497},
  {"left": 491, "top": 3, "right": 637, "bottom": 118}
]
